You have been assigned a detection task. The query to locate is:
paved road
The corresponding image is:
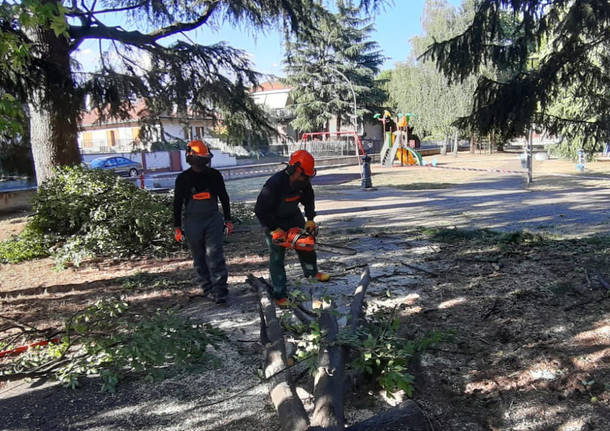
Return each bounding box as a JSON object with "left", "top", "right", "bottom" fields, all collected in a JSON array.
[{"left": 313, "top": 166, "right": 610, "bottom": 237}]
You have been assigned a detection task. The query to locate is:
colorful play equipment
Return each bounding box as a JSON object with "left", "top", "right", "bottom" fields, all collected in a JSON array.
[{"left": 375, "top": 111, "right": 423, "bottom": 167}]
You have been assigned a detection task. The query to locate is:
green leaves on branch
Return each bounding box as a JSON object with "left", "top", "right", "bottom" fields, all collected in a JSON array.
[
  {"left": 1, "top": 298, "right": 226, "bottom": 392},
  {"left": 0, "top": 166, "right": 258, "bottom": 266},
  {"left": 343, "top": 309, "right": 449, "bottom": 397},
  {"left": 15, "top": 0, "right": 68, "bottom": 36},
  {"left": 0, "top": 225, "right": 50, "bottom": 263},
  {"left": 288, "top": 305, "right": 450, "bottom": 397},
  {"left": 422, "top": 0, "right": 610, "bottom": 143},
  {"left": 0, "top": 166, "right": 179, "bottom": 266}
]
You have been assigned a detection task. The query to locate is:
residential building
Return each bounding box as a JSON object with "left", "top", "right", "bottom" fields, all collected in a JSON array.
[
  {"left": 78, "top": 100, "right": 214, "bottom": 154},
  {"left": 251, "top": 80, "right": 383, "bottom": 154},
  {"left": 251, "top": 81, "right": 298, "bottom": 146}
]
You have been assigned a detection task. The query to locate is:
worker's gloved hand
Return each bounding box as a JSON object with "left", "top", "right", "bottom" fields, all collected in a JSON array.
[
  {"left": 304, "top": 220, "right": 317, "bottom": 235},
  {"left": 271, "top": 228, "right": 287, "bottom": 244},
  {"left": 224, "top": 221, "right": 233, "bottom": 237},
  {"left": 174, "top": 227, "right": 183, "bottom": 242}
]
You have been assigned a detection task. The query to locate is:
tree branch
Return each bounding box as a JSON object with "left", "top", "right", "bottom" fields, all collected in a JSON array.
[
  {"left": 69, "top": 1, "right": 219, "bottom": 48},
  {"left": 66, "top": 1, "right": 148, "bottom": 17}
]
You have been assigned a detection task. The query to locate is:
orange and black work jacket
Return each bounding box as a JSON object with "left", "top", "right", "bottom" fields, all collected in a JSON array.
[
  {"left": 254, "top": 169, "right": 315, "bottom": 231},
  {"left": 173, "top": 167, "right": 231, "bottom": 227}
]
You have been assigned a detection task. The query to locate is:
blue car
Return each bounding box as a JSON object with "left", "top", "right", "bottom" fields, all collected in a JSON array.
[{"left": 88, "top": 156, "right": 143, "bottom": 177}]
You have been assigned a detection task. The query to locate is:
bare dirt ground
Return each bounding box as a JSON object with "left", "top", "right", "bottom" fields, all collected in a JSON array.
[{"left": 1, "top": 152, "right": 609, "bottom": 431}]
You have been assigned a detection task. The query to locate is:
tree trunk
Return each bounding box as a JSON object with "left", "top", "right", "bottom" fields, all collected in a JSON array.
[
  {"left": 27, "top": 23, "right": 82, "bottom": 185},
  {"left": 470, "top": 134, "right": 475, "bottom": 153},
  {"left": 489, "top": 130, "right": 495, "bottom": 155}
]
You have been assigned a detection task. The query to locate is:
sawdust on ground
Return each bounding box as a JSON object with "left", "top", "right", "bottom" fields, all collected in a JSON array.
[{"left": 1, "top": 152, "right": 609, "bottom": 431}]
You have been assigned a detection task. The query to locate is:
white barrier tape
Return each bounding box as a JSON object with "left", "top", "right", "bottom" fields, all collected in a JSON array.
[{"left": 400, "top": 164, "right": 527, "bottom": 175}]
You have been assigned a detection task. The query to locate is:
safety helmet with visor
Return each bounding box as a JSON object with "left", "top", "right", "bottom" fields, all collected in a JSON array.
[
  {"left": 186, "top": 140, "right": 213, "bottom": 158},
  {"left": 186, "top": 140, "right": 213, "bottom": 169},
  {"left": 288, "top": 150, "right": 316, "bottom": 178}
]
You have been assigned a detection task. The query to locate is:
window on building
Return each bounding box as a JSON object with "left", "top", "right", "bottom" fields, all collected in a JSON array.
[
  {"left": 83, "top": 132, "right": 93, "bottom": 148},
  {"left": 107, "top": 130, "right": 116, "bottom": 147}
]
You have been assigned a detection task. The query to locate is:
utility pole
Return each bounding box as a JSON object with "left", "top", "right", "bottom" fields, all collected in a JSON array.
[{"left": 527, "top": 126, "right": 534, "bottom": 184}]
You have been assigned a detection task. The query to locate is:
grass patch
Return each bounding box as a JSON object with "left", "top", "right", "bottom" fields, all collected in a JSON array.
[{"left": 423, "top": 227, "right": 552, "bottom": 245}]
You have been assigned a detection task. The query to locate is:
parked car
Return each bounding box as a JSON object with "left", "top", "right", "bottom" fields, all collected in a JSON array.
[{"left": 88, "top": 156, "right": 143, "bottom": 177}]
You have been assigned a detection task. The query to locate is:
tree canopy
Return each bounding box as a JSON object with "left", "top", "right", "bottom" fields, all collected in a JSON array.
[
  {"left": 0, "top": 0, "right": 384, "bottom": 183},
  {"left": 422, "top": 0, "right": 610, "bottom": 148},
  {"left": 283, "top": 0, "right": 386, "bottom": 133}
]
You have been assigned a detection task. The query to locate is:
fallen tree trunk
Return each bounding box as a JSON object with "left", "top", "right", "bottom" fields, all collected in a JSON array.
[
  {"left": 246, "top": 268, "right": 430, "bottom": 431},
  {"left": 247, "top": 274, "right": 309, "bottom": 431},
  {"left": 310, "top": 307, "right": 345, "bottom": 430}
]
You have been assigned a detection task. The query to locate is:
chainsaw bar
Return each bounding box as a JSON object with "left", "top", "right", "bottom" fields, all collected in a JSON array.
[{"left": 315, "top": 242, "right": 357, "bottom": 255}]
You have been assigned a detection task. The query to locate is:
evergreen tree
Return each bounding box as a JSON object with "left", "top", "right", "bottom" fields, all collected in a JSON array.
[
  {"left": 0, "top": 0, "right": 383, "bottom": 184},
  {"left": 422, "top": 0, "right": 610, "bottom": 150},
  {"left": 284, "top": 0, "right": 386, "bottom": 133}
]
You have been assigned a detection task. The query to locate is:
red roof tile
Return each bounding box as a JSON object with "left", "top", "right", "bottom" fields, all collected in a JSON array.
[
  {"left": 251, "top": 81, "right": 292, "bottom": 93},
  {"left": 80, "top": 100, "right": 149, "bottom": 127}
]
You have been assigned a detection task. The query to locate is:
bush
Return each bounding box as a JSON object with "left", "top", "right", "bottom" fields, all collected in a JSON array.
[
  {"left": 0, "top": 166, "right": 179, "bottom": 265},
  {"left": 0, "top": 225, "right": 52, "bottom": 263}
]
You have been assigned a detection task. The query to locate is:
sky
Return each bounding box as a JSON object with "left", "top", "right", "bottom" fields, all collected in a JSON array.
[
  {"left": 74, "top": 0, "right": 463, "bottom": 77},
  {"left": 193, "top": 0, "right": 463, "bottom": 76}
]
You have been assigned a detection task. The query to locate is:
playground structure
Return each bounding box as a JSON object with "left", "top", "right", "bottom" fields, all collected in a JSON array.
[{"left": 376, "top": 111, "right": 424, "bottom": 167}]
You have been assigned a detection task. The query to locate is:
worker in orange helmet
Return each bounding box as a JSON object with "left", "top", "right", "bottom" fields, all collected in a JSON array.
[
  {"left": 254, "top": 149, "right": 329, "bottom": 306},
  {"left": 173, "top": 140, "right": 233, "bottom": 304}
]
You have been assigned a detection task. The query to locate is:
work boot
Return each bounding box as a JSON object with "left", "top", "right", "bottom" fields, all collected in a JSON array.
[
  {"left": 315, "top": 272, "right": 330, "bottom": 282},
  {"left": 275, "top": 297, "right": 289, "bottom": 307},
  {"left": 214, "top": 285, "right": 228, "bottom": 304}
]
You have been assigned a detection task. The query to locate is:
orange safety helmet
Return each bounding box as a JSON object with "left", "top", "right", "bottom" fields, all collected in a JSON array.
[
  {"left": 289, "top": 150, "right": 316, "bottom": 177},
  {"left": 187, "top": 140, "right": 212, "bottom": 158}
]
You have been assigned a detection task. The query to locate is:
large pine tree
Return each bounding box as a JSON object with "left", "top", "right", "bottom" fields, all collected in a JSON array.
[
  {"left": 422, "top": 0, "right": 610, "bottom": 148},
  {"left": 0, "top": 0, "right": 383, "bottom": 184},
  {"left": 283, "top": 0, "right": 385, "bottom": 133}
]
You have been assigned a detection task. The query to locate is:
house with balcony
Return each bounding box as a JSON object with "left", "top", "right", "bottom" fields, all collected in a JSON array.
[
  {"left": 251, "top": 80, "right": 383, "bottom": 154},
  {"left": 78, "top": 100, "right": 214, "bottom": 154},
  {"left": 251, "top": 81, "right": 298, "bottom": 146},
  {"left": 78, "top": 101, "right": 236, "bottom": 171}
]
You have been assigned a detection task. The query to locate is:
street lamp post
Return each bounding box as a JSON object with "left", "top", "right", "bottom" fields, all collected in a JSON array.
[{"left": 326, "top": 66, "right": 358, "bottom": 133}]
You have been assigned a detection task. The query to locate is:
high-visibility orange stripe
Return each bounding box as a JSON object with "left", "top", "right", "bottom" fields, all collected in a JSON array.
[
  {"left": 285, "top": 195, "right": 300, "bottom": 202},
  {"left": 193, "top": 192, "right": 211, "bottom": 200}
]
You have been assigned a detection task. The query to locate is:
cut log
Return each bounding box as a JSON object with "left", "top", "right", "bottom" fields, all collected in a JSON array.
[
  {"left": 311, "top": 267, "right": 370, "bottom": 429},
  {"left": 246, "top": 275, "right": 309, "bottom": 431},
  {"left": 349, "top": 267, "right": 371, "bottom": 331},
  {"left": 248, "top": 268, "right": 428, "bottom": 431},
  {"left": 310, "top": 308, "right": 345, "bottom": 430}
]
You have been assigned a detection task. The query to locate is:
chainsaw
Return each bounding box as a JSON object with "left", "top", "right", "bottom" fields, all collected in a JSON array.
[{"left": 273, "top": 227, "right": 356, "bottom": 255}]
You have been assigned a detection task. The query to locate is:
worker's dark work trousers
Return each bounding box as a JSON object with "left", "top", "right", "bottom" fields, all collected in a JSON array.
[
  {"left": 265, "top": 211, "right": 318, "bottom": 299},
  {"left": 184, "top": 202, "right": 228, "bottom": 300}
]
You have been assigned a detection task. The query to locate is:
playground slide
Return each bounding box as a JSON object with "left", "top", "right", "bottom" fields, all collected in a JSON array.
[
  {"left": 396, "top": 147, "right": 423, "bottom": 166},
  {"left": 380, "top": 142, "right": 423, "bottom": 167}
]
